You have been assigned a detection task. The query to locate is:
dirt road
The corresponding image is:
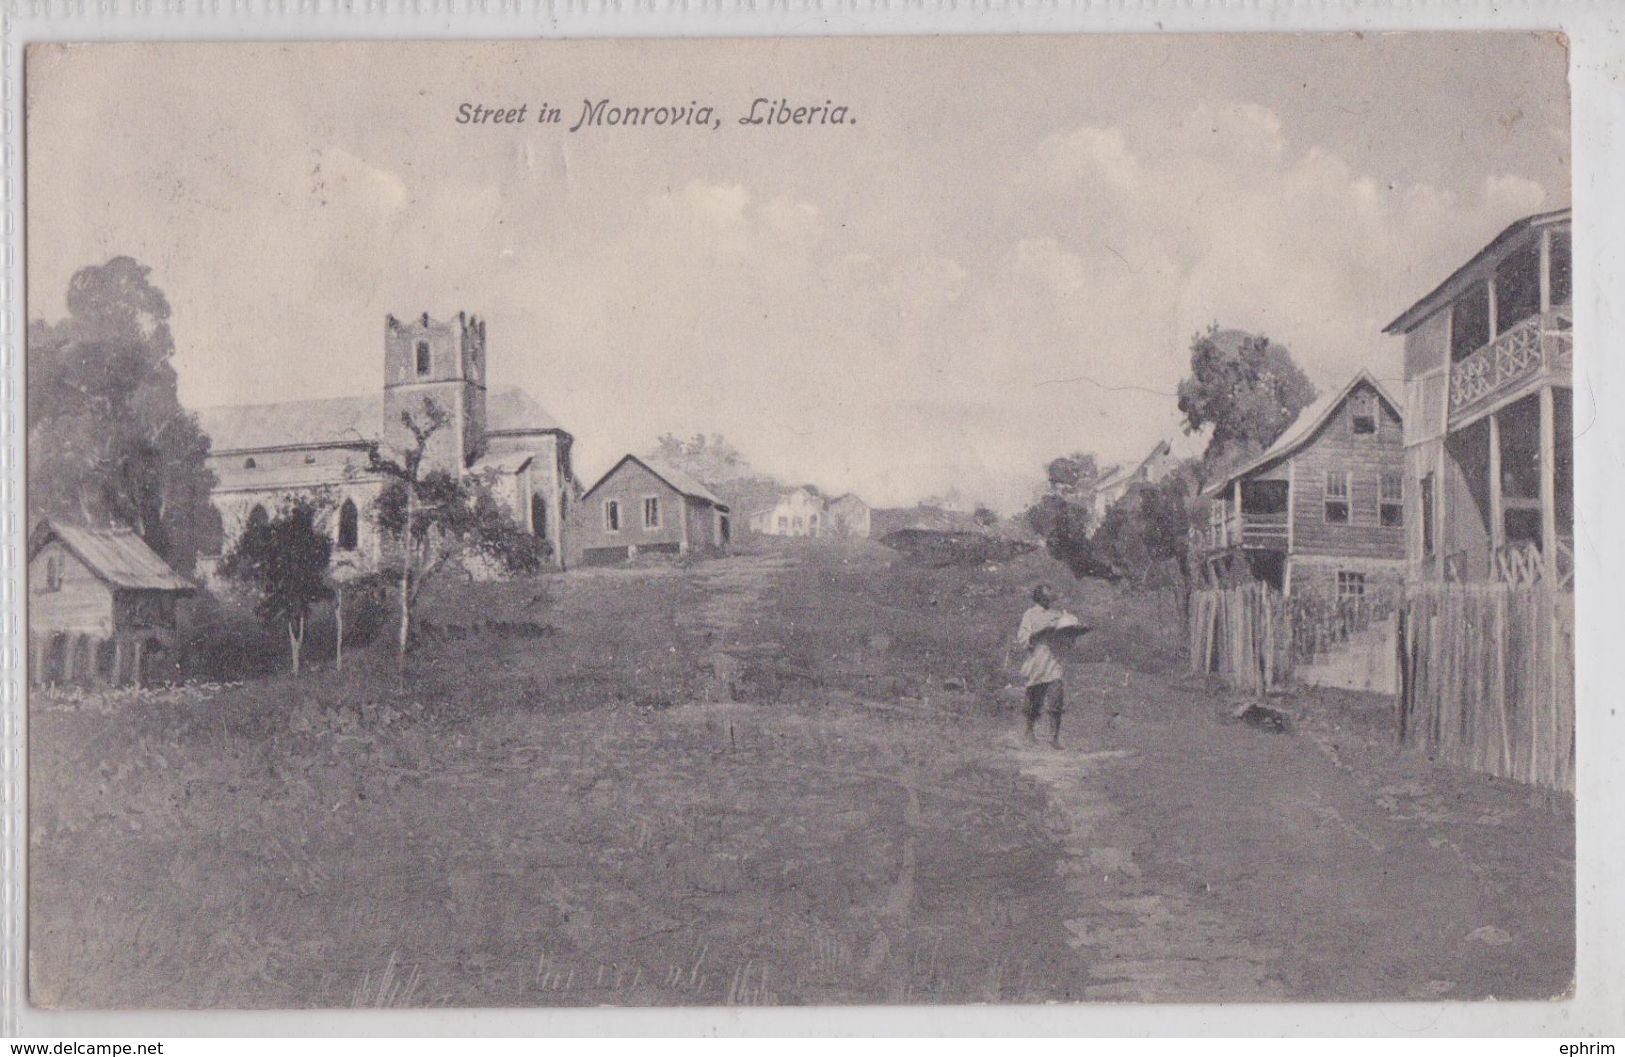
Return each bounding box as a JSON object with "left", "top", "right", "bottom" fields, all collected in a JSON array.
[{"left": 29, "top": 540, "right": 1573, "bottom": 1007}]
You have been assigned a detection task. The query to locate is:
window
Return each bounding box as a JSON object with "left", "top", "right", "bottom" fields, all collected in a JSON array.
[
  {"left": 337, "top": 499, "right": 359, "bottom": 551},
  {"left": 1550, "top": 230, "right": 1572, "bottom": 308},
  {"left": 777, "top": 516, "right": 788, "bottom": 532},
  {"left": 1420, "top": 473, "right": 1437, "bottom": 557},
  {"left": 416, "top": 340, "right": 431, "bottom": 377},
  {"left": 531, "top": 494, "right": 547, "bottom": 539},
  {"left": 1380, "top": 473, "right": 1404, "bottom": 527},
  {"left": 243, "top": 457, "right": 257, "bottom": 469},
  {"left": 43, "top": 554, "right": 63, "bottom": 592},
  {"left": 793, "top": 516, "right": 804, "bottom": 534},
  {"left": 248, "top": 504, "right": 269, "bottom": 530},
  {"left": 1337, "top": 571, "right": 1366, "bottom": 600},
  {"left": 643, "top": 497, "right": 661, "bottom": 529},
  {"left": 604, "top": 500, "right": 621, "bottom": 532},
  {"left": 1494, "top": 242, "right": 1542, "bottom": 331},
  {"left": 1451, "top": 283, "right": 1491, "bottom": 362},
  {"left": 809, "top": 514, "right": 820, "bottom": 536},
  {"left": 1351, "top": 393, "right": 1378, "bottom": 436},
  {"left": 1324, "top": 471, "right": 1350, "bottom": 524},
  {"left": 304, "top": 453, "right": 317, "bottom": 465}
]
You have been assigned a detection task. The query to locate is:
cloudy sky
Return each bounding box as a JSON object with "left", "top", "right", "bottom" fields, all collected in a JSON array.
[{"left": 26, "top": 35, "right": 1569, "bottom": 511}]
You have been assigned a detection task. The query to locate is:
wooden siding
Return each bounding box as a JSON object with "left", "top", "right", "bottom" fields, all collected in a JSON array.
[
  {"left": 29, "top": 541, "right": 115, "bottom": 637},
  {"left": 569, "top": 459, "right": 688, "bottom": 562},
  {"left": 683, "top": 496, "right": 725, "bottom": 552},
  {"left": 1287, "top": 382, "right": 1407, "bottom": 561}
]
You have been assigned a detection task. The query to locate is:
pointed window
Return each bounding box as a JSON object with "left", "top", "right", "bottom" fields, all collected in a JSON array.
[
  {"left": 531, "top": 494, "right": 547, "bottom": 539},
  {"left": 337, "top": 499, "right": 359, "bottom": 551}
]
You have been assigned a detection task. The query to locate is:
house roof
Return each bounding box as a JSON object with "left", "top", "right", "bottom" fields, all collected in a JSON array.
[
  {"left": 29, "top": 519, "right": 195, "bottom": 593},
  {"left": 582, "top": 455, "right": 728, "bottom": 509},
  {"left": 1384, "top": 207, "right": 1572, "bottom": 335},
  {"left": 1201, "top": 369, "right": 1401, "bottom": 498},
  {"left": 1096, "top": 439, "right": 1173, "bottom": 491},
  {"left": 195, "top": 385, "right": 567, "bottom": 454}
]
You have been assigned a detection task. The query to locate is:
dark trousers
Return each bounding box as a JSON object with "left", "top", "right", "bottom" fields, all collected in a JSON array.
[{"left": 1024, "top": 680, "right": 1065, "bottom": 719}]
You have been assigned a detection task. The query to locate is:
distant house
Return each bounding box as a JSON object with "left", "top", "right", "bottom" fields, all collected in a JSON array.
[
  {"left": 28, "top": 519, "right": 195, "bottom": 687},
  {"left": 1092, "top": 440, "right": 1176, "bottom": 522},
  {"left": 748, "top": 488, "right": 826, "bottom": 537},
  {"left": 1193, "top": 369, "right": 1406, "bottom": 602},
  {"left": 569, "top": 455, "right": 730, "bottom": 566},
  {"left": 824, "top": 494, "right": 872, "bottom": 539}
]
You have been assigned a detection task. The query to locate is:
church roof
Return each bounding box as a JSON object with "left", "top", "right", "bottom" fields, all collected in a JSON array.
[{"left": 196, "top": 386, "right": 566, "bottom": 454}]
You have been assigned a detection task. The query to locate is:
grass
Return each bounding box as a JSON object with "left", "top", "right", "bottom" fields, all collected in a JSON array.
[{"left": 28, "top": 537, "right": 1574, "bottom": 1007}]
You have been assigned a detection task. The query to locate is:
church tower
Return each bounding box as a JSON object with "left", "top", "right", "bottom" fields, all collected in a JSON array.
[{"left": 382, "top": 312, "right": 488, "bottom": 474}]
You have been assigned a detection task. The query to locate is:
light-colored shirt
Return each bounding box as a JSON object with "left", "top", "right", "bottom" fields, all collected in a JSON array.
[{"left": 1015, "top": 604, "right": 1066, "bottom": 687}]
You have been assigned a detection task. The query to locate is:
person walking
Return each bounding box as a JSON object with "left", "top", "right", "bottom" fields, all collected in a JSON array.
[{"left": 1015, "top": 583, "right": 1069, "bottom": 748}]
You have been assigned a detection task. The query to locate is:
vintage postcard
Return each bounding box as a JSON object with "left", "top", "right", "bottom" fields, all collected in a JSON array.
[{"left": 18, "top": 33, "right": 1579, "bottom": 1012}]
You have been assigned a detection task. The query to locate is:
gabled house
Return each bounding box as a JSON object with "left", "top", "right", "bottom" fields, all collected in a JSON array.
[
  {"left": 747, "top": 487, "right": 826, "bottom": 537},
  {"left": 28, "top": 519, "right": 196, "bottom": 686},
  {"left": 1384, "top": 208, "right": 1572, "bottom": 588},
  {"left": 824, "top": 494, "right": 872, "bottom": 539},
  {"left": 1193, "top": 369, "right": 1406, "bottom": 602},
  {"left": 568, "top": 455, "right": 730, "bottom": 566},
  {"left": 1092, "top": 439, "right": 1176, "bottom": 522}
]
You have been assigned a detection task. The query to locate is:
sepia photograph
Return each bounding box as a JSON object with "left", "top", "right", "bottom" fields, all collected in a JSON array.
[{"left": 20, "top": 34, "right": 1577, "bottom": 1011}]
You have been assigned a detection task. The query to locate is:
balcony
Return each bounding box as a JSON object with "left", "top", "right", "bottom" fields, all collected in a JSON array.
[
  {"left": 1191, "top": 510, "right": 1289, "bottom": 554},
  {"left": 1449, "top": 307, "right": 1572, "bottom": 427}
]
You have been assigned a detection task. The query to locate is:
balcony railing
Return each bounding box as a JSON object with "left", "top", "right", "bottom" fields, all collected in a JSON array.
[
  {"left": 1493, "top": 538, "right": 1575, "bottom": 589},
  {"left": 1449, "top": 306, "right": 1572, "bottom": 424},
  {"left": 1191, "top": 511, "right": 1289, "bottom": 553}
]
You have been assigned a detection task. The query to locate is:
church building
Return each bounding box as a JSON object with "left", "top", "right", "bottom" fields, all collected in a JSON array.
[{"left": 195, "top": 312, "right": 578, "bottom": 574}]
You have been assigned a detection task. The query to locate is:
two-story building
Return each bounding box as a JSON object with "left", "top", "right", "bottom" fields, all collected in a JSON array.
[
  {"left": 1384, "top": 208, "right": 1572, "bottom": 589},
  {"left": 1194, "top": 369, "right": 1407, "bottom": 603}
]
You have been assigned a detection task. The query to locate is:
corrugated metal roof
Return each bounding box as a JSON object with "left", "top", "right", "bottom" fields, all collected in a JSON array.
[
  {"left": 583, "top": 455, "right": 728, "bottom": 508},
  {"left": 196, "top": 386, "right": 566, "bottom": 453},
  {"left": 30, "top": 519, "right": 194, "bottom": 592},
  {"left": 1201, "top": 369, "right": 1401, "bottom": 498},
  {"left": 1384, "top": 207, "right": 1571, "bottom": 335}
]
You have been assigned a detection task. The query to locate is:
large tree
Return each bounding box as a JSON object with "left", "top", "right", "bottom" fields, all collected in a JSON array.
[
  {"left": 1024, "top": 452, "right": 1114, "bottom": 581},
  {"left": 370, "top": 398, "right": 547, "bottom": 666},
  {"left": 1090, "top": 459, "right": 1205, "bottom": 606},
  {"left": 1176, "top": 327, "right": 1317, "bottom": 482},
  {"left": 28, "top": 257, "right": 221, "bottom": 571}
]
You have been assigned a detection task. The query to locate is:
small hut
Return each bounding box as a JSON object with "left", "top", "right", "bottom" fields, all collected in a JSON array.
[{"left": 28, "top": 519, "right": 195, "bottom": 687}]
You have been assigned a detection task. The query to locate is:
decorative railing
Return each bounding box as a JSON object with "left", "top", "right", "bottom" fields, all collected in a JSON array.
[
  {"left": 1449, "top": 307, "right": 1572, "bottom": 422},
  {"left": 1492, "top": 537, "right": 1575, "bottom": 589}
]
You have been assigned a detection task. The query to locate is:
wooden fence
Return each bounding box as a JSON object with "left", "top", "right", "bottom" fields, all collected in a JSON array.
[
  {"left": 1188, "top": 584, "right": 1288, "bottom": 693},
  {"left": 1398, "top": 582, "right": 1574, "bottom": 793}
]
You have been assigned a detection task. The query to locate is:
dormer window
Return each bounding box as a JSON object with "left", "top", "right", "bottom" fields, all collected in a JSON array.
[{"left": 416, "top": 340, "right": 431, "bottom": 377}]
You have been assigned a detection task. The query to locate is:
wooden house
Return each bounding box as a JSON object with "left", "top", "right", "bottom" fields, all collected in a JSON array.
[
  {"left": 28, "top": 519, "right": 195, "bottom": 687},
  {"left": 824, "top": 494, "right": 872, "bottom": 539},
  {"left": 568, "top": 455, "right": 730, "bottom": 567},
  {"left": 1092, "top": 440, "right": 1176, "bottom": 523},
  {"left": 747, "top": 488, "right": 826, "bottom": 537},
  {"left": 1193, "top": 369, "right": 1407, "bottom": 603},
  {"left": 1385, "top": 208, "right": 1572, "bottom": 588}
]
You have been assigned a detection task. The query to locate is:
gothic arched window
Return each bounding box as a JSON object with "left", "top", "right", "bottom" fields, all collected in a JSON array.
[
  {"left": 530, "top": 494, "right": 547, "bottom": 539},
  {"left": 247, "top": 504, "right": 269, "bottom": 530},
  {"left": 337, "top": 499, "right": 359, "bottom": 551},
  {"left": 416, "top": 340, "right": 431, "bottom": 377}
]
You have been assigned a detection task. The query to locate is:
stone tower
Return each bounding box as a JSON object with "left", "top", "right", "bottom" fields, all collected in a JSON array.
[{"left": 382, "top": 312, "right": 487, "bottom": 474}]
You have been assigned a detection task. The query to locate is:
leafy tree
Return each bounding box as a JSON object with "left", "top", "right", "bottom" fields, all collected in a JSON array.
[
  {"left": 1044, "top": 453, "right": 1104, "bottom": 502},
  {"left": 651, "top": 432, "right": 752, "bottom": 484},
  {"left": 1176, "top": 327, "right": 1317, "bottom": 482},
  {"left": 1090, "top": 460, "right": 1205, "bottom": 610},
  {"left": 218, "top": 496, "right": 333, "bottom": 677},
  {"left": 972, "top": 504, "right": 1001, "bottom": 529},
  {"left": 27, "top": 257, "right": 222, "bottom": 571},
  {"left": 1024, "top": 451, "right": 1115, "bottom": 580},
  {"left": 369, "top": 398, "right": 547, "bottom": 666}
]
